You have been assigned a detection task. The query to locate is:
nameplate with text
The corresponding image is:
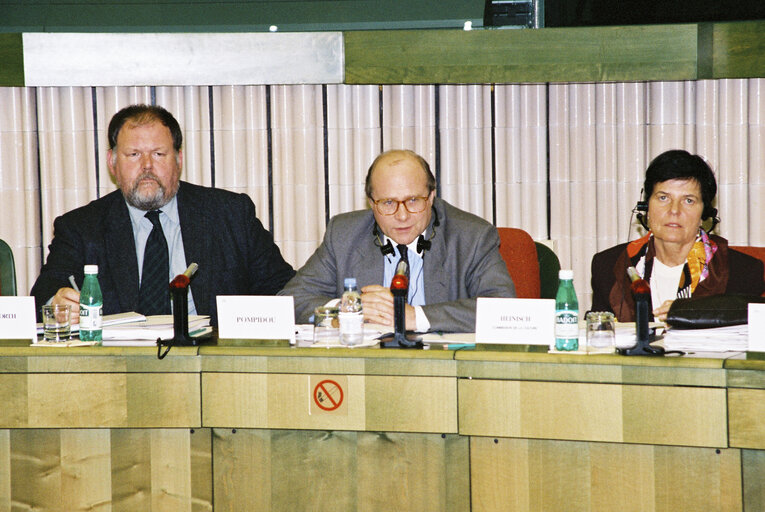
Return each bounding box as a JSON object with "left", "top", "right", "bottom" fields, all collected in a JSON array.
[
  {"left": 0, "top": 297, "right": 37, "bottom": 342},
  {"left": 217, "top": 295, "right": 295, "bottom": 344},
  {"left": 749, "top": 303, "right": 765, "bottom": 352},
  {"left": 475, "top": 297, "right": 555, "bottom": 345}
]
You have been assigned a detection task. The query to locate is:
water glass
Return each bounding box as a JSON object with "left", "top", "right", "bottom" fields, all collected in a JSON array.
[
  {"left": 313, "top": 306, "right": 339, "bottom": 343},
  {"left": 42, "top": 304, "right": 71, "bottom": 342},
  {"left": 586, "top": 311, "right": 615, "bottom": 349}
]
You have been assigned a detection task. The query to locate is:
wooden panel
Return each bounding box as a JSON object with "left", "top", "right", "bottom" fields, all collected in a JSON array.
[
  {"left": 126, "top": 373, "right": 201, "bottom": 427},
  {"left": 2, "top": 429, "right": 211, "bottom": 511},
  {"left": 743, "top": 449, "right": 765, "bottom": 512},
  {"left": 470, "top": 437, "right": 742, "bottom": 512},
  {"left": 0, "top": 374, "right": 28, "bottom": 427},
  {"left": 460, "top": 380, "right": 726, "bottom": 447},
  {"left": 0, "top": 34, "right": 23, "bottom": 86},
  {"left": 18, "top": 373, "right": 199, "bottom": 428},
  {"left": 729, "top": 388, "right": 765, "bottom": 449},
  {"left": 459, "top": 379, "right": 623, "bottom": 442},
  {"left": 345, "top": 25, "right": 699, "bottom": 84},
  {"left": 622, "top": 384, "right": 727, "bottom": 447},
  {"left": 712, "top": 21, "right": 765, "bottom": 79},
  {"left": 212, "top": 429, "right": 468, "bottom": 512},
  {"left": 203, "top": 373, "right": 456, "bottom": 432},
  {"left": 364, "top": 375, "right": 457, "bottom": 433}
]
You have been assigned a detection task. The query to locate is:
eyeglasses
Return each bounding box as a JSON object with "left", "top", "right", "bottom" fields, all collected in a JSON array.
[{"left": 371, "top": 196, "right": 430, "bottom": 215}]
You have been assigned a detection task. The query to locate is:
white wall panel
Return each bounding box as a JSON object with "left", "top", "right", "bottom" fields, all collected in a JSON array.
[
  {"left": 439, "top": 85, "right": 493, "bottom": 219},
  {"left": 271, "top": 85, "right": 324, "bottom": 268},
  {"left": 748, "top": 80, "right": 765, "bottom": 245},
  {"left": 0, "top": 88, "right": 40, "bottom": 294},
  {"left": 212, "top": 85, "right": 270, "bottom": 228},
  {"left": 36, "top": 87, "right": 96, "bottom": 259},
  {"left": 382, "top": 85, "right": 436, "bottom": 167},
  {"left": 494, "top": 84, "right": 547, "bottom": 237},
  {"left": 326, "top": 84, "right": 380, "bottom": 217}
]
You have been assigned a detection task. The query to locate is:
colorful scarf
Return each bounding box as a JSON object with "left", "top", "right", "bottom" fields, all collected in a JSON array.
[
  {"left": 609, "top": 230, "right": 730, "bottom": 321},
  {"left": 627, "top": 229, "right": 717, "bottom": 298}
]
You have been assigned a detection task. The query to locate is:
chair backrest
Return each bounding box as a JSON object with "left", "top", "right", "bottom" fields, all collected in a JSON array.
[
  {"left": 497, "top": 227, "right": 541, "bottom": 298},
  {"left": 0, "top": 239, "right": 17, "bottom": 296},
  {"left": 730, "top": 245, "right": 765, "bottom": 296},
  {"left": 535, "top": 241, "right": 562, "bottom": 299}
]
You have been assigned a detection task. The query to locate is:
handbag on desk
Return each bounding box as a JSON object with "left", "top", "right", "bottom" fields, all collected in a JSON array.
[{"left": 666, "top": 294, "right": 765, "bottom": 329}]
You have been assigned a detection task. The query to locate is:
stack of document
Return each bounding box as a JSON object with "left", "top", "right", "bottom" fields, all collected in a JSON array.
[
  {"left": 662, "top": 324, "right": 748, "bottom": 352},
  {"left": 102, "top": 315, "right": 211, "bottom": 345}
]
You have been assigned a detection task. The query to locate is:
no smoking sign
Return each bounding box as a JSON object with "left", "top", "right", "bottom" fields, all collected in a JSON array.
[{"left": 310, "top": 376, "right": 348, "bottom": 415}]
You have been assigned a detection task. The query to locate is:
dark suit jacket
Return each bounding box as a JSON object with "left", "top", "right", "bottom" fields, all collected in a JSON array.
[
  {"left": 591, "top": 238, "right": 764, "bottom": 319},
  {"left": 278, "top": 198, "right": 516, "bottom": 332},
  {"left": 31, "top": 181, "right": 295, "bottom": 324}
]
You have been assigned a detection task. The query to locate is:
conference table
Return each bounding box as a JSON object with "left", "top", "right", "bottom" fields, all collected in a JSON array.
[{"left": 0, "top": 339, "right": 763, "bottom": 511}]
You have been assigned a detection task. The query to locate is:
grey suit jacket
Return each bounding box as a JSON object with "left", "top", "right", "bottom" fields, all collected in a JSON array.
[
  {"left": 279, "top": 198, "right": 516, "bottom": 332},
  {"left": 31, "top": 181, "right": 295, "bottom": 324}
]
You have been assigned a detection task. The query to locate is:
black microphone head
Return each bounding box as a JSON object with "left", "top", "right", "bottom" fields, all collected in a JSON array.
[
  {"left": 380, "top": 239, "right": 395, "bottom": 256},
  {"left": 416, "top": 235, "right": 431, "bottom": 253}
]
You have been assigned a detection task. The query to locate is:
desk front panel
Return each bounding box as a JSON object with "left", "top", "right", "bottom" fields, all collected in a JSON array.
[
  {"left": 0, "top": 372, "right": 201, "bottom": 428},
  {"left": 458, "top": 379, "right": 727, "bottom": 447},
  {"left": 202, "top": 373, "right": 458, "bottom": 433}
]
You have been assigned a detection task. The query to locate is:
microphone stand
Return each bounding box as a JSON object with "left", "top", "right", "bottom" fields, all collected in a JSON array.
[
  {"left": 380, "top": 263, "right": 422, "bottom": 349},
  {"left": 618, "top": 268, "right": 664, "bottom": 356},
  {"left": 157, "top": 263, "right": 209, "bottom": 359}
]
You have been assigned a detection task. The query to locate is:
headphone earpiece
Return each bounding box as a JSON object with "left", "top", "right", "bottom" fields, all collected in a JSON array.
[
  {"left": 373, "top": 207, "right": 440, "bottom": 256},
  {"left": 373, "top": 224, "right": 395, "bottom": 256},
  {"left": 634, "top": 200, "right": 649, "bottom": 230}
]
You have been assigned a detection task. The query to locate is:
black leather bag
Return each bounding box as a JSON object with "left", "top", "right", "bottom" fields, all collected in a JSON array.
[{"left": 667, "top": 294, "right": 765, "bottom": 329}]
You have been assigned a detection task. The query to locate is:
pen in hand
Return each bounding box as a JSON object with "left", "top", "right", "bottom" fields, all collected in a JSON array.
[{"left": 68, "top": 275, "right": 80, "bottom": 293}]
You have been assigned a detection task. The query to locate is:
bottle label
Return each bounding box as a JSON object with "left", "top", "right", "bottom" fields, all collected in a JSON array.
[
  {"left": 339, "top": 312, "right": 363, "bottom": 335},
  {"left": 80, "top": 304, "right": 103, "bottom": 331},
  {"left": 555, "top": 311, "right": 578, "bottom": 338}
]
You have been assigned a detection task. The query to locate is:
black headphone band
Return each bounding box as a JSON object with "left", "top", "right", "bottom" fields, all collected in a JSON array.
[{"left": 373, "top": 207, "right": 440, "bottom": 256}]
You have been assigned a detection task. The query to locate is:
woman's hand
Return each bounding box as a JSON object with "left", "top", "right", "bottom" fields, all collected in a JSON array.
[{"left": 652, "top": 299, "right": 674, "bottom": 322}]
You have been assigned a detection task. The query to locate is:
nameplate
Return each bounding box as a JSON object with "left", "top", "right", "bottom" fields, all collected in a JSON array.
[
  {"left": 749, "top": 303, "right": 765, "bottom": 352},
  {"left": 217, "top": 295, "right": 295, "bottom": 344},
  {"left": 475, "top": 297, "right": 555, "bottom": 345},
  {"left": 0, "top": 297, "right": 37, "bottom": 342}
]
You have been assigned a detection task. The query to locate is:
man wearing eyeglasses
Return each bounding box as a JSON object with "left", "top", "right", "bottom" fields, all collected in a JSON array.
[{"left": 279, "top": 149, "right": 515, "bottom": 333}]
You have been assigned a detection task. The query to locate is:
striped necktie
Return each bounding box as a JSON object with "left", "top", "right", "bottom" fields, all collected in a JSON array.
[{"left": 138, "top": 210, "right": 170, "bottom": 315}]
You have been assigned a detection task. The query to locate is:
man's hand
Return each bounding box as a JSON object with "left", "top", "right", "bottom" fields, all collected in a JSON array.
[
  {"left": 361, "top": 284, "right": 416, "bottom": 329},
  {"left": 652, "top": 299, "right": 674, "bottom": 323},
  {"left": 52, "top": 287, "right": 81, "bottom": 324}
]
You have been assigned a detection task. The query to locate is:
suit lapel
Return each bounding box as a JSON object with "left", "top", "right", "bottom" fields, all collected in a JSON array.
[
  {"left": 104, "top": 197, "right": 140, "bottom": 311},
  {"left": 424, "top": 200, "right": 449, "bottom": 304},
  {"left": 176, "top": 183, "right": 212, "bottom": 312},
  {"left": 354, "top": 234, "right": 385, "bottom": 287}
]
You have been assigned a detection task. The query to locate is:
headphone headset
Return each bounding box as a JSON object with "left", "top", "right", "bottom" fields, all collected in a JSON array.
[
  {"left": 373, "top": 208, "right": 440, "bottom": 256},
  {"left": 633, "top": 197, "right": 719, "bottom": 232}
]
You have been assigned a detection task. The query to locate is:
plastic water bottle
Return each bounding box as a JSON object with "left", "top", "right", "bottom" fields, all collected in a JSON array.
[
  {"left": 339, "top": 277, "right": 363, "bottom": 346},
  {"left": 554, "top": 269, "right": 579, "bottom": 351},
  {"left": 79, "top": 264, "right": 103, "bottom": 343}
]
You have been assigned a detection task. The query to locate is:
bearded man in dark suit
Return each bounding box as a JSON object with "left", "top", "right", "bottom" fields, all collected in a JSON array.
[{"left": 31, "top": 104, "right": 294, "bottom": 324}]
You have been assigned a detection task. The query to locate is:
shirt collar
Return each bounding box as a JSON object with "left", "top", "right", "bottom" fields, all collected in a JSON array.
[
  {"left": 382, "top": 229, "right": 427, "bottom": 259},
  {"left": 126, "top": 195, "right": 179, "bottom": 225}
]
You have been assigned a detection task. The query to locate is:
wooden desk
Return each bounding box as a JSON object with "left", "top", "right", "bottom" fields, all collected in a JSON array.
[{"left": 0, "top": 345, "right": 762, "bottom": 511}]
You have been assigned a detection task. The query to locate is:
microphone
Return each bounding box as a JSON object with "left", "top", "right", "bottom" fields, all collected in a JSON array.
[
  {"left": 159, "top": 262, "right": 203, "bottom": 356},
  {"left": 380, "top": 259, "right": 422, "bottom": 349},
  {"left": 170, "top": 262, "right": 198, "bottom": 289},
  {"left": 619, "top": 266, "right": 663, "bottom": 356}
]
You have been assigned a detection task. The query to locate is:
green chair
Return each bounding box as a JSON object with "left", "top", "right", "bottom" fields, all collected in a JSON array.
[
  {"left": 0, "top": 239, "right": 17, "bottom": 296},
  {"left": 535, "top": 241, "right": 561, "bottom": 299}
]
